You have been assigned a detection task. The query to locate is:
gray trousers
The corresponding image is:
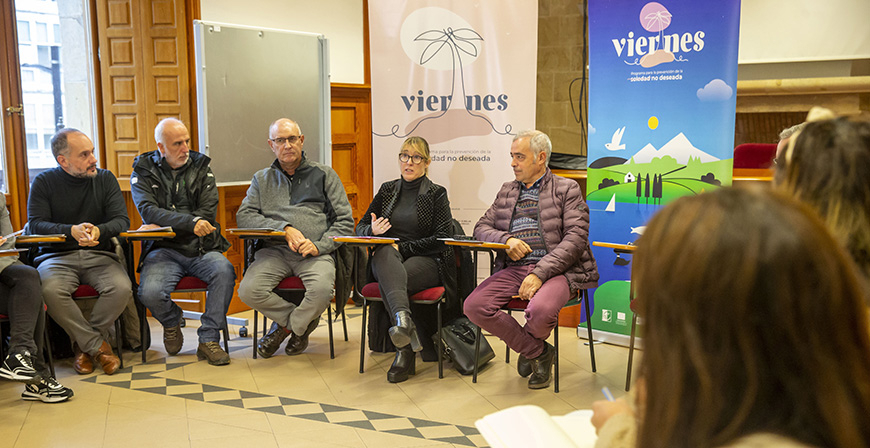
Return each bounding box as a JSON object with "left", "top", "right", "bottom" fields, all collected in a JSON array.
[
  {"left": 37, "top": 250, "right": 131, "bottom": 356},
  {"left": 238, "top": 245, "right": 335, "bottom": 336}
]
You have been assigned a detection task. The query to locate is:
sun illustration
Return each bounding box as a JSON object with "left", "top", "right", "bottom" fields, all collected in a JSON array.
[{"left": 648, "top": 116, "right": 659, "bottom": 129}]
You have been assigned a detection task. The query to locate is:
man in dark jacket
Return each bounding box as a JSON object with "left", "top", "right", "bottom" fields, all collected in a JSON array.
[
  {"left": 131, "top": 118, "right": 235, "bottom": 365},
  {"left": 29, "top": 128, "right": 129, "bottom": 376},
  {"left": 464, "top": 130, "right": 598, "bottom": 390}
]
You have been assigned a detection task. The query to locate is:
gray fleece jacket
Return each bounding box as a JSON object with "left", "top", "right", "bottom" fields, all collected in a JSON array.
[{"left": 236, "top": 156, "right": 353, "bottom": 255}]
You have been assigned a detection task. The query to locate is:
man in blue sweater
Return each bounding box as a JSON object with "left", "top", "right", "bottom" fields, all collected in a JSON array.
[
  {"left": 237, "top": 118, "right": 353, "bottom": 358},
  {"left": 28, "top": 128, "right": 131, "bottom": 376}
]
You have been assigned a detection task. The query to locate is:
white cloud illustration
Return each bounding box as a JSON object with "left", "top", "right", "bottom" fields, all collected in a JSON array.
[
  {"left": 696, "top": 79, "right": 733, "bottom": 101},
  {"left": 588, "top": 123, "right": 596, "bottom": 134}
]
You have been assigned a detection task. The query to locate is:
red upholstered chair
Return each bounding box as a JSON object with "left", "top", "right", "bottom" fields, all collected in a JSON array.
[
  {"left": 72, "top": 284, "right": 126, "bottom": 368},
  {"left": 358, "top": 282, "right": 445, "bottom": 378},
  {"left": 471, "top": 289, "right": 596, "bottom": 393},
  {"left": 733, "top": 143, "right": 777, "bottom": 169},
  {"left": 171, "top": 276, "right": 231, "bottom": 356},
  {"left": 252, "top": 276, "right": 346, "bottom": 360}
]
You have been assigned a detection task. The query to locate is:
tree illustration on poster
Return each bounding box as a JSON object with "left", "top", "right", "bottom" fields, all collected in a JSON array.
[{"left": 585, "top": 0, "right": 740, "bottom": 342}]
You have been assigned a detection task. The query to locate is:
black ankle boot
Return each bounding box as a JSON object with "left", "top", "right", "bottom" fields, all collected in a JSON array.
[
  {"left": 387, "top": 345, "right": 416, "bottom": 383},
  {"left": 389, "top": 311, "right": 422, "bottom": 352}
]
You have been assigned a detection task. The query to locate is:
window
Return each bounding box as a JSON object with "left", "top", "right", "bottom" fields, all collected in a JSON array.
[
  {"left": 15, "top": 0, "right": 99, "bottom": 185},
  {"left": 37, "top": 22, "right": 48, "bottom": 42},
  {"left": 17, "top": 20, "right": 30, "bottom": 42}
]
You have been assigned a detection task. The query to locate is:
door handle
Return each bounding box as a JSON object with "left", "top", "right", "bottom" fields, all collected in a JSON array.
[{"left": 5, "top": 104, "right": 24, "bottom": 116}]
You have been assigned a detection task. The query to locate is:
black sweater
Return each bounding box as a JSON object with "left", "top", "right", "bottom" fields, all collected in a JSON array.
[{"left": 27, "top": 167, "right": 130, "bottom": 258}]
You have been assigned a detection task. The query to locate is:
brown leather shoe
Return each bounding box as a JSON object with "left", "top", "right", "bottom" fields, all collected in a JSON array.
[
  {"left": 94, "top": 341, "right": 120, "bottom": 375},
  {"left": 72, "top": 343, "right": 94, "bottom": 375}
]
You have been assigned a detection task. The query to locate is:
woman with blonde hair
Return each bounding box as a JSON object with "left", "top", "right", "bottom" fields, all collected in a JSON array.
[
  {"left": 593, "top": 188, "right": 870, "bottom": 447},
  {"left": 356, "top": 136, "right": 454, "bottom": 383}
]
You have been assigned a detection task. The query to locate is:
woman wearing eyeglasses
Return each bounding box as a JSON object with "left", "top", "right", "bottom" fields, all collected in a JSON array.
[{"left": 356, "top": 136, "right": 453, "bottom": 383}]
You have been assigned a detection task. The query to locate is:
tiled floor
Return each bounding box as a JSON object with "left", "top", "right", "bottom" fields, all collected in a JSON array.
[{"left": 0, "top": 306, "right": 639, "bottom": 448}]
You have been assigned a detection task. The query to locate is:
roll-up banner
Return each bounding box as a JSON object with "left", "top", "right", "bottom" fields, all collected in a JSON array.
[
  {"left": 586, "top": 0, "right": 741, "bottom": 343},
  {"left": 368, "top": 1, "right": 538, "bottom": 239}
]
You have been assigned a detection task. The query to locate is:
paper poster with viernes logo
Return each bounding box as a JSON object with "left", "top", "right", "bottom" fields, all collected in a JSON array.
[
  {"left": 586, "top": 0, "right": 740, "bottom": 340},
  {"left": 368, "top": 2, "right": 537, "bottom": 232}
]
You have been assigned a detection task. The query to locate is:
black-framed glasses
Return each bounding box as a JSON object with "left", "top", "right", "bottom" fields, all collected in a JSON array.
[
  {"left": 271, "top": 135, "right": 302, "bottom": 146},
  {"left": 399, "top": 153, "right": 425, "bottom": 164}
]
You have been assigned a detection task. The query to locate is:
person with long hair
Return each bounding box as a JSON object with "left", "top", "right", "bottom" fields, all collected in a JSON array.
[
  {"left": 356, "top": 136, "right": 454, "bottom": 383},
  {"left": 774, "top": 115, "right": 870, "bottom": 279},
  {"left": 592, "top": 188, "right": 870, "bottom": 448}
]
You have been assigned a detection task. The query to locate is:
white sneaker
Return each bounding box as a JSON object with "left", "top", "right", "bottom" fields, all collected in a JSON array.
[
  {"left": 0, "top": 350, "right": 42, "bottom": 384},
  {"left": 21, "top": 377, "right": 74, "bottom": 403}
]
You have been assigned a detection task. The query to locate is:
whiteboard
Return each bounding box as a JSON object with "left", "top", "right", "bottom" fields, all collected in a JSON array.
[{"left": 193, "top": 21, "right": 331, "bottom": 185}]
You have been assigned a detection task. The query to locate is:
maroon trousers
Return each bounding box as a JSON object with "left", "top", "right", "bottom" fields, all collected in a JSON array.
[{"left": 463, "top": 265, "right": 570, "bottom": 359}]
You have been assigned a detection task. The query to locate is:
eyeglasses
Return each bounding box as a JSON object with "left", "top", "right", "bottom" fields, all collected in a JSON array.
[
  {"left": 270, "top": 135, "right": 302, "bottom": 146},
  {"left": 399, "top": 153, "right": 425, "bottom": 164}
]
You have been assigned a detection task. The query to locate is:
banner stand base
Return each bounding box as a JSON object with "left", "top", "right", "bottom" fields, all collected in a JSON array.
[{"left": 576, "top": 327, "right": 643, "bottom": 350}]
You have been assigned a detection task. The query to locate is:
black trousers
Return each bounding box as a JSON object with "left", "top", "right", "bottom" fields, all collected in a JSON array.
[
  {"left": 370, "top": 246, "right": 439, "bottom": 325},
  {"left": 0, "top": 264, "right": 44, "bottom": 355}
]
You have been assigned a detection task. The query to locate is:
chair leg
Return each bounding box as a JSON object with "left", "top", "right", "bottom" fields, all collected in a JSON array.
[
  {"left": 554, "top": 320, "right": 560, "bottom": 393},
  {"left": 327, "top": 306, "right": 335, "bottom": 359},
  {"left": 116, "top": 318, "right": 124, "bottom": 369},
  {"left": 139, "top": 302, "right": 147, "bottom": 364},
  {"left": 42, "top": 320, "right": 55, "bottom": 378},
  {"left": 252, "top": 310, "right": 259, "bottom": 359},
  {"left": 504, "top": 310, "right": 511, "bottom": 364},
  {"left": 626, "top": 313, "right": 638, "bottom": 391},
  {"left": 436, "top": 301, "right": 443, "bottom": 379},
  {"left": 472, "top": 325, "right": 482, "bottom": 383},
  {"left": 341, "top": 307, "right": 348, "bottom": 342},
  {"left": 583, "top": 289, "right": 597, "bottom": 372},
  {"left": 359, "top": 298, "right": 368, "bottom": 374},
  {"left": 222, "top": 325, "right": 230, "bottom": 354}
]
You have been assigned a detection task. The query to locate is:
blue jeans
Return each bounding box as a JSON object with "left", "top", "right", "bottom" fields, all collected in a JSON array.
[{"left": 138, "top": 249, "right": 236, "bottom": 343}]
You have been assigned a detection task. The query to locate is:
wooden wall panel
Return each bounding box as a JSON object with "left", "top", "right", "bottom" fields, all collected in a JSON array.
[
  {"left": 331, "top": 85, "right": 373, "bottom": 227},
  {"left": 96, "top": 0, "right": 189, "bottom": 187}
]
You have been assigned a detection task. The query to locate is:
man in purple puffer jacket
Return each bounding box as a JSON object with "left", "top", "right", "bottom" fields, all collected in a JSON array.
[{"left": 465, "top": 130, "right": 598, "bottom": 390}]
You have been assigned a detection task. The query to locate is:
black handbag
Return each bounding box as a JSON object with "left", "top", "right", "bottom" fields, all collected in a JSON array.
[{"left": 434, "top": 316, "right": 495, "bottom": 375}]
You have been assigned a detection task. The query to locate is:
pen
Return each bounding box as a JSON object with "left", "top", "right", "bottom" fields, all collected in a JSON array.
[
  {"left": 2, "top": 229, "right": 24, "bottom": 239},
  {"left": 602, "top": 386, "right": 615, "bottom": 402}
]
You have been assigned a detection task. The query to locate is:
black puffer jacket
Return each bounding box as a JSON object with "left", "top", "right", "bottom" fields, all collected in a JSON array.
[{"left": 130, "top": 150, "right": 230, "bottom": 265}]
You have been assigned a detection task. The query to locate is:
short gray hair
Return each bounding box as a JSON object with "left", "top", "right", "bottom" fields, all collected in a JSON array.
[
  {"left": 50, "top": 128, "right": 83, "bottom": 160},
  {"left": 154, "top": 117, "right": 184, "bottom": 145},
  {"left": 513, "top": 130, "right": 552, "bottom": 164},
  {"left": 779, "top": 122, "right": 807, "bottom": 141}
]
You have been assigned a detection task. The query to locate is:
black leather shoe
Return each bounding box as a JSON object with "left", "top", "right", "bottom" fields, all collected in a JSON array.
[
  {"left": 387, "top": 345, "right": 416, "bottom": 383},
  {"left": 285, "top": 319, "right": 319, "bottom": 356},
  {"left": 389, "top": 311, "right": 423, "bottom": 352},
  {"left": 517, "top": 354, "right": 532, "bottom": 378},
  {"left": 258, "top": 322, "right": 290, "bottom": 358},
  {"left": 528, "top": 342, "right": 555, "bottom": 390}
]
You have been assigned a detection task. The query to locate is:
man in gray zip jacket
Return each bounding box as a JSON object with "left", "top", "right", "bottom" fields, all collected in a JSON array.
[
  {"left": 237, "top": 118, "right": 354, "bottom": 358},
  {"left": 131, "top": 118, "right": 235, "bottom": 366}
]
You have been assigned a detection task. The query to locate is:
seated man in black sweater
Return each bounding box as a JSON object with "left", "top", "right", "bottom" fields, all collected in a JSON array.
[{"left": 27, "top": 128, "right": 131, "bottom": 376}]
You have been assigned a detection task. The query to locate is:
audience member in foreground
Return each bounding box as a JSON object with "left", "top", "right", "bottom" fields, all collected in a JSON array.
[
  {"left": 355, "top": 136, "right": 454, "bottom": 383},
  {"left": 774, "top": 113, "right": 870, "bottom": 280},
  {"left": 591, "top": 188, "right": 870, "bottom": 447},
  {"left": 0, "top": 194, "right": 73, "bottom": 402}
]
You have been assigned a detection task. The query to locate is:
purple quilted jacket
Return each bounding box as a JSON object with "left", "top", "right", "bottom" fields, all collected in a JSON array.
[{"left": 473, "top": 169, "right": 599, "bottom": 292}]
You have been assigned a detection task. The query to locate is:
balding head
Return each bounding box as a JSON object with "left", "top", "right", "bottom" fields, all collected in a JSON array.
[
  {"left": 155, "top": 118, "right": 191, "bottom": 169},
  {"left": 268, "top": 118, "right": 305, "bottom": 173}
]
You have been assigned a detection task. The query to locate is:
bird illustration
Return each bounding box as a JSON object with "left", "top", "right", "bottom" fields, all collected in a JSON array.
[
  {"left": 630, "top": 226, "right": 646, "bottom": 235},
  {"left": 605, "top": 126, "right": 626, "bottom": 151}
]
